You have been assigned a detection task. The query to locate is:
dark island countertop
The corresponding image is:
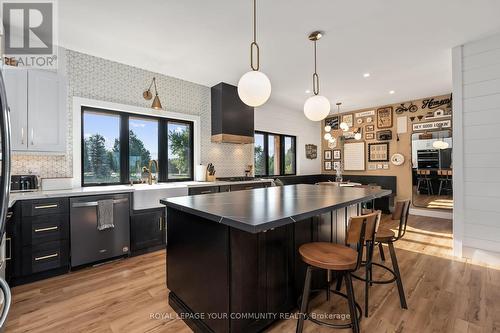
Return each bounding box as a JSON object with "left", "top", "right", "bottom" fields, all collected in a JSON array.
[{"left": 161, "top": 184, "right": 391, "bottom": 233}]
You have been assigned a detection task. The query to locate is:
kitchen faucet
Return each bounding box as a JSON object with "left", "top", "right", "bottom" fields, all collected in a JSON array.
[{"left": 148, "top": 160, "right": 159, "bottom": 185}]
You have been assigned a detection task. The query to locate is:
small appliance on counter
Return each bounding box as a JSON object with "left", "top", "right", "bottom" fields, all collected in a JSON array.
[{"left": 10, "top": 174, "right": 38, "bottom": 192}]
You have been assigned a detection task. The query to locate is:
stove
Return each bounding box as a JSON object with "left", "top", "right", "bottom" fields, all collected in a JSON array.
[{"left": 216, "top": 177, "right": 256, "bottom": 182}]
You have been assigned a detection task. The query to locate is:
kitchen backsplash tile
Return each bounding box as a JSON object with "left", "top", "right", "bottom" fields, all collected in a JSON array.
[{"left": 12, "top": 48, "right": 253, "bottom": 180}]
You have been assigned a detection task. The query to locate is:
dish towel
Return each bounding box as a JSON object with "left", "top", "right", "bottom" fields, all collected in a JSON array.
[{"left": 97, "top": 199, "right": 114, "bottom": 231}]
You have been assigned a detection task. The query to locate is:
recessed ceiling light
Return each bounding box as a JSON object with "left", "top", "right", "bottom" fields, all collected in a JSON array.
[
  {"left": 363, "top": 73, "right": 370, "bottom": 78},
  {"left": 305, "top": 89, "right": 311, "bottom": 94},
  {"left": 389, "top": 90, "right": 395, "bottom": 94}
]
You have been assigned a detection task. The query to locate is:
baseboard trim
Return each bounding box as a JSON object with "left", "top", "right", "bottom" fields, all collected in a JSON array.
[
  {"left": 409, "top": 208, "right": 452, "bottom": 220},
  {"left": 462, "top": 246, "right": 500, "bottom": 266}
]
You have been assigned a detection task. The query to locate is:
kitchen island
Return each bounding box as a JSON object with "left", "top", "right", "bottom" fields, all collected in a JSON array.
[{"left": 161, "top": 184, "right": 391, "bottom": 333}]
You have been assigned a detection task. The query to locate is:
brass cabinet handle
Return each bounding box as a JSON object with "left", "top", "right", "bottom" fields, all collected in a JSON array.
[
  {"left": 5, "top": 238, "right": 11, "bottom": 261},
  {"left": 30, "top": 128, "right": 34, "bottom": 145},
  {"left": 34, "top": 253, "right": 58, "bottom": 261},
  {"left": 245, "top": 187, "right": 253, "bottom": 190},
  {"left": 34, "top": 204, "right": 58, "bottom": 210},
  {"left": 159, "top": 217, "right": 162, "bottom": 231},
  {"left": 200, "top": 190, "right": 212, "bottom": 194},
  {"left": 21, "top": 127, "right": 24, "bottom": 145},
  {"left": 34, "top": 226, "right": 58, "bottom": 233}
]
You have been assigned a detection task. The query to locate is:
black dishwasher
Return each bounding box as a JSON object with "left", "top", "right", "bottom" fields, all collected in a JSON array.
[{"left": 70, "top": 193, "right": 130, "bottom": 267}]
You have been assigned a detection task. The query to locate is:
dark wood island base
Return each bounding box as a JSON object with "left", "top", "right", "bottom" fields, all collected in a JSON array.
[{"left": 162, "top": 184, "right": 391, "bottom": 333}]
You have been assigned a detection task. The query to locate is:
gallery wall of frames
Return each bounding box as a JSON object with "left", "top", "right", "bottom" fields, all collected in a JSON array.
[{"left": 321, "top": 93, "right": 453, "bottom": 208}]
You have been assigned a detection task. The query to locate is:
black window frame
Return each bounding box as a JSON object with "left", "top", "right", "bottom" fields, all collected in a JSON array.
[
  {"left": 254, "top": 130, "right": 297, "bottom": 177},
  {"left": 81, "top": 106, "right": 194, "bottom": 186}
]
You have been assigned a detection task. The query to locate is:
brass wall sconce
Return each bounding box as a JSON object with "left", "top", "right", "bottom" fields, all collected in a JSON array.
[{"left": 143, "top": 77, "right": 162, "bottom": 110}]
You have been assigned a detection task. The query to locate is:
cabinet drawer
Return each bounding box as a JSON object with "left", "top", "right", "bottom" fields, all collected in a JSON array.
[
  {"left": 230, "top": 183, "right": 265, "bottom": 192},
  {"left": 219, "top": 185, "right": 231, "bottom": 193},
  {"left": 22, "top": 198, "right": 68, "bottom": 217},
  {"left": 22, "top": 240, "right": 69, "bottom": 275},
  {"left": 188, "top": 186, "right": 219, "bottom": 196},
  {"left": 21, "top": 214, "right": 69, "bottom": 246}
]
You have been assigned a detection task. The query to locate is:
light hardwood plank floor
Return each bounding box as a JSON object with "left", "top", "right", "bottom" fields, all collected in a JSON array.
[{"left": 5, "top": 215, "right": 500, "bottom": 333}]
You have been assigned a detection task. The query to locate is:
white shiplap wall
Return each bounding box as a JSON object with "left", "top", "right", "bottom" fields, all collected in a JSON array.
[
  {"left": 255, "top": 103, "right": 321, "bottom": 175},
  {"left": 453, "top": 33, "right": 500, "bottom": 259}
]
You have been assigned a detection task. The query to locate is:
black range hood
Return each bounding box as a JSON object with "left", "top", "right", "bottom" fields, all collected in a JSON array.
[{"left": 211, "top": 82, "right": 254, "bottom": 144}]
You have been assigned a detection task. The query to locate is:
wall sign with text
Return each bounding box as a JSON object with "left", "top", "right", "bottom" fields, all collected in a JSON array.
[{"left": 412, "top": 119, "right": 451, "bottom": 131}]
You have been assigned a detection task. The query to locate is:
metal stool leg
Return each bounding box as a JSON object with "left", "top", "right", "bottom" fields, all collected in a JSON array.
[
  {"left": 438, "top": 179, "right": 443, "bottom": 195},
  {"left": 416, "top": 179, "right": 422, "bottom": 193},
  {"left": 364, "top": 248, "right": 370, "bottom": 317},
  {"left": 335, "top": 272, "right": 343, "bottom": 291},
  {"left": 345, "top": 273, "right": 360, "bottom": 333},
  {"left": 388, "top": 242, "right": 408, "bottom": 309},
  {"left": 296, "top": 266, "right": 313, "bottom": 333},
  {"left": 378, "top": 243, "right": 385, "bottom": 261}
]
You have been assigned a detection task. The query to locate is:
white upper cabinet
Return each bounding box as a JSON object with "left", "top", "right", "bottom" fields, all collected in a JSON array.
[
  {"left": 4, "top": 67, "right": 28, "bottom": 151},
  {"left": 4, "top": 67, "right": 67, "bottom": 153}
]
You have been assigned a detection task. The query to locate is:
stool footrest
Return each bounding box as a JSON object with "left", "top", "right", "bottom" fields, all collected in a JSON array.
[
  {"left": 297, "top": 288, "right": 362, "bottom": 329},
  {"left": 351, "top": 262, "right": 398, "bottom": 284}
]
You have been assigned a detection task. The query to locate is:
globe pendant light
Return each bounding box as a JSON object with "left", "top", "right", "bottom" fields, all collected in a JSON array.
[
  {"left": 304, "top": 31, "right": 330, "bottom": 121},
  {"left": 237, "top": 0, "right": 271, "bottom": 107},
  {"left": 338, "top": 102, "right": 349, "bottom": 131}
]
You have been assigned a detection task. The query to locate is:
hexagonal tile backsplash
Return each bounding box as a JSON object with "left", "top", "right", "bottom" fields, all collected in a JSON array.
[{"left": 12, "top": 49, "right": 253, "bottom": 180}]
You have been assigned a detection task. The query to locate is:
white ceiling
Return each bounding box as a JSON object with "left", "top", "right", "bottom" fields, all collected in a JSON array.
[{"left": 59, "top": 0, "right": 500, "bottom": 112}]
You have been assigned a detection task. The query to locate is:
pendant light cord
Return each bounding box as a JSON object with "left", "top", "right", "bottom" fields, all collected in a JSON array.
[
  {"left": 250, "top": 0, "right": 260, "bottom": 71},
  {"left": 312, "top": 40, "right": 320, "bottom": 95},
  {"left": 153, "top": 77, "right": 158, "bottom": 96}
]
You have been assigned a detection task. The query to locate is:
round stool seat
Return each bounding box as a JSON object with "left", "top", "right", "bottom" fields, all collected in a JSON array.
[
  {"left": 376, "top": 227, "right": 395, "bottom": 242},
  {"left": 299, "top": 242, "right": 357, "bottom": 271}
]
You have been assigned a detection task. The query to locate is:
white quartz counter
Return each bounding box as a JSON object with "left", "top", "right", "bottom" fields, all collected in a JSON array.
[{"left": 8, "top": 179, "right": 273, "bottom": 209}]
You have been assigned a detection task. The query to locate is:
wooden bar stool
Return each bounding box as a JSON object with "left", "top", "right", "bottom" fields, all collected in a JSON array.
[
  {"left": 296, "top": 211, "right": 380, "bottom": 333},
  {"left": 352, "top": 200, "right": 410, "bottom": 317},
  {"left": 438, "top": 169, "right": 452, "bottom": 195},
  {"left": 416, "top": 170, "right": 433, "bottom": 195}
]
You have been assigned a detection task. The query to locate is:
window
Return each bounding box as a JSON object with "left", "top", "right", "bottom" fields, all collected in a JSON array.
[
  {"left": 129, "top": 117, "right": 158, "bottom": 182},
  {"left": 83, "top": 111, "right": 121, "bottom": 184},
  {"left": 254, "top": 131, "right": 296, "bottom": 176},
  {"left": 167, "top": 122, "right": 192, "bottom": 179},
  {"left": 81, "top": 107, "right": 193, "bottom": 186},
  {"left": 283, "top": 135, "right": 296, "bottom": 175},
  {"left": 254, "top": 133, "right": 265, "bottom": 176}
]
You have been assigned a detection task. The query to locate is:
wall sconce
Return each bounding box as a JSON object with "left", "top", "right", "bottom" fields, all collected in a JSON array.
[{"left": 143, "top": 77, "right": 163, "bottom": 110}]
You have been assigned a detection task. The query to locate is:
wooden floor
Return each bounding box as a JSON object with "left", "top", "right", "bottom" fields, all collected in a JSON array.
[
  {"left": 412, "top": 186, "right": 453, "bottom": 210},
  {"left": 5, "top": 215, "right": 500, "bottom": 333}
]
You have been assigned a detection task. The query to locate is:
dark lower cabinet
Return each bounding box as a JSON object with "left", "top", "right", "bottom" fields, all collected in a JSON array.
[
  {"left": 130, "top": 208, "right": 165, "bottom": 255},
  {"left": 9, "top": 197, "right": 70, "bottom": 286}
]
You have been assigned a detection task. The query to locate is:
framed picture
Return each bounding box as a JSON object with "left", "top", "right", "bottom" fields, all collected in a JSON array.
[
  {"left": 333, "top": 149, "right": 341, "bottom": 160},
  {"left": 366, "top": 125, "right": 375, "bottom": 132},
  {"left": 377, "top": 107, "right": 393, "bottom": 129},
  {"left": 324, "top": 161, "right": 332, "bottom": 171},
  {"left": 368, "top": 142, "right": 390, "bottom": 162},
  {"left": 365, "top": 133, "right": 375, "bottom": 140},
  {"left": 305, "top": 144, "right": 317, "bottom": 159},
  {"left": 323, "top": 150, "right": 332, "bottom": 160},
  {"left": 342, "top": 114, "right": 353, "bottom": 128},
  {"left": 325, "top": 116, "right": 339, "bottom": 130},
  {"left": 333, "top": 161, "right": 341, "bottom": 171}
]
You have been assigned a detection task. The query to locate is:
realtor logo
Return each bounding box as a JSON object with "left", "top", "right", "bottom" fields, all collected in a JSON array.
[{"left": 1, "top": 1, "right": 57, "bottom": 68}]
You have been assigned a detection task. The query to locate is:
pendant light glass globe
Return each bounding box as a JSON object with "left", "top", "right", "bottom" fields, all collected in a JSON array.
[
  {"left": 238, "top": 71, "right": 272, "bottom": 107},
  {"left": 354, "top": 132, "right": 362, "bottom": 140},
  {"left": 304, "top": 95, "right": 330, "bottom": 121},
  {"left": 339, "top": 122, "right": 349, "bottom": 131},
  {"left": 324, "top": 125, "right": 331, "bottom": 132},
  {"left": 324, "top": 132, "right": 332, "bottom": 140}
]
